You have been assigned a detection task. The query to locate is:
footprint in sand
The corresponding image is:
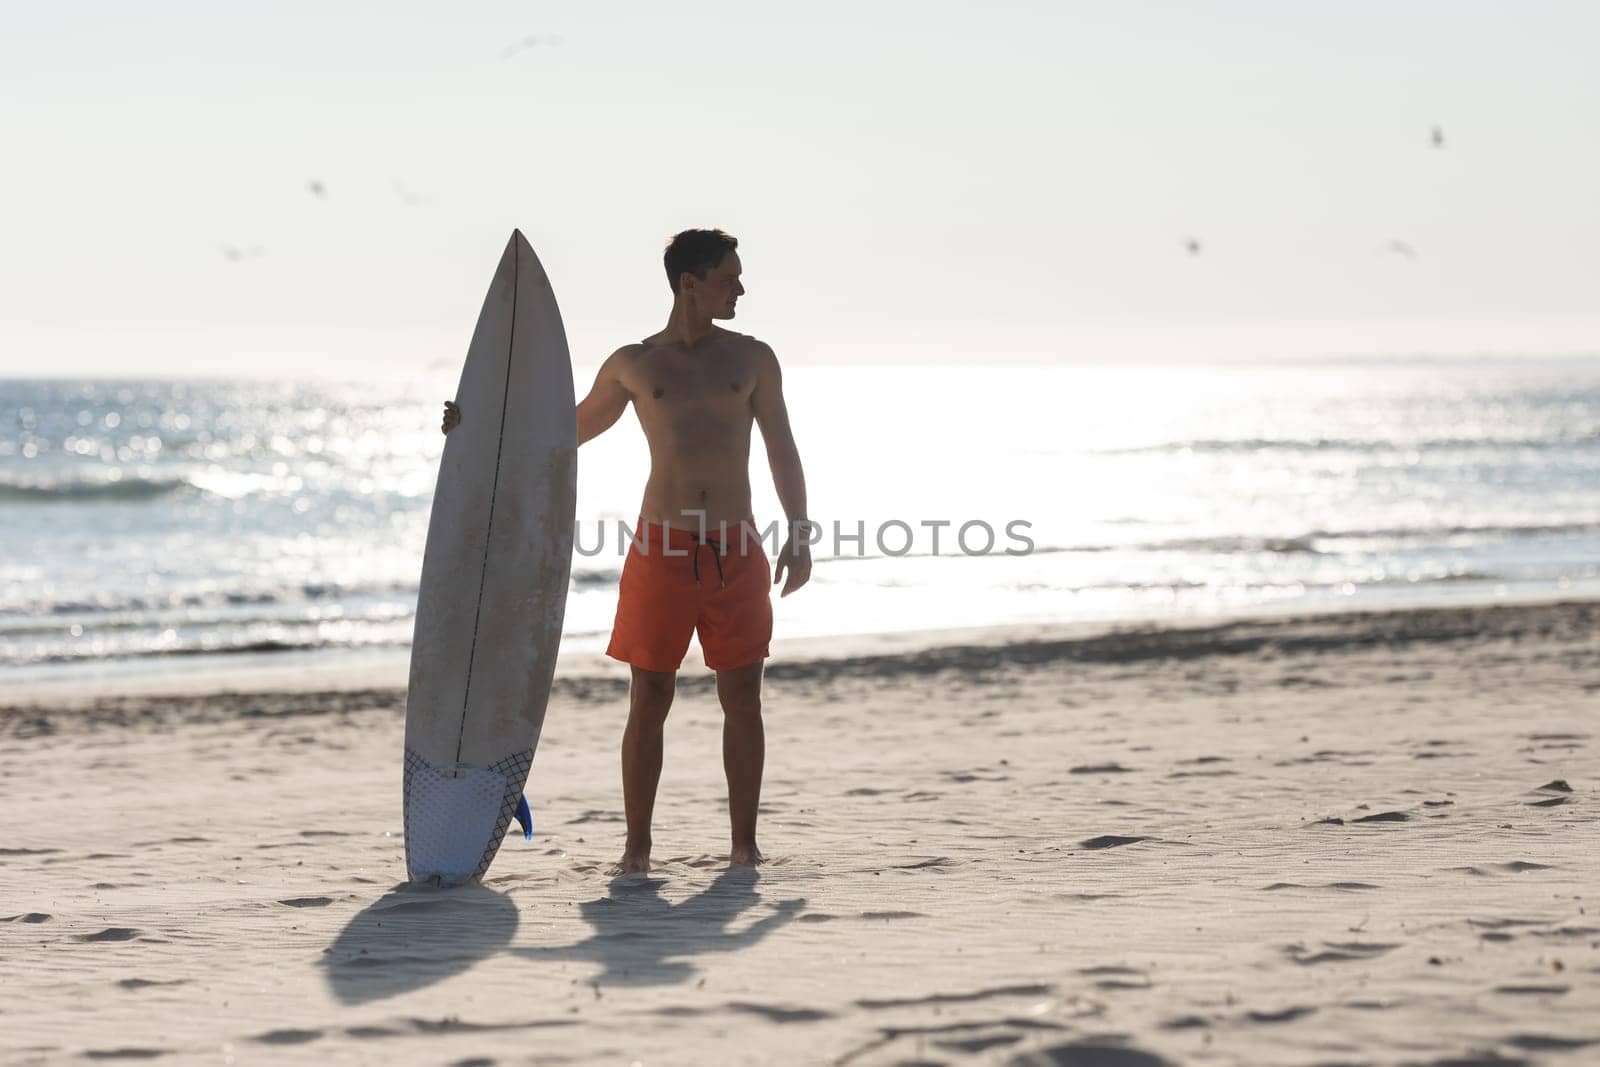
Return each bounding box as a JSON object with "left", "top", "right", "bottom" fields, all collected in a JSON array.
[
  {"left": 1262, "top": 882, "right": 1379, "bottom": 892},
  {"left": 726, "top": 1002, "right": 835, "bottom": 1023},
  {"left": 1284, "top": 941, "right": 1399, "bottom": 965},
  {"left": 1313, "top": 810, "right": 1410, "bottom": 826},
  {"left": 251, "top": 1028, "right": 324, "bottom": 1045},
  {"left": 1243, "top": 1005, "right": 1317, "bottom": 1024},
  {"left": 81, "top": 1047, "right": 172, "bottom": 1060},
  {"left": 1078, "top": 964, "right": 1152, "bottom": 991},
  {"left": 1080, "top": 835, "right": 1148, "bottom": 850},
  {"left": 940, "top": 1033, "right": 1025, "bottom": 1053},
  {"left": 1069, "top": 763, "right": 1134, "bottom": 775},
  {"left": 1351, "top": 810, "right": 1411, "bottom": 823},
  {"left": 1493, "top": 861, "right": 1553, "bottom": 875},
  {"left": 1521, "top": 732, "right": 1589, "bottom": 752},
  {"left": 1506, "top": 1034, "right": 1597, "bottom": 1051},
  {"left": 1411, "top": 740, "right": 1472, "bottom": 760},
  {"left": 1469, "top": 918, "right": 1554, "bottom": 931},
  {"left": 1527, "top": 780, "right": 1575, "bottom": 807},
  {"left": 1276, "top": 749, "right": 1375, "bottom": 767},
  {"left": 1529, "top": 924, "right": 1600, "bottom": 941},
  {"left": 277, "top": 896, "right": 334, "bottom": 908},
  {"left": 74, "top": 928, "right": 141, "bottom": 943}
]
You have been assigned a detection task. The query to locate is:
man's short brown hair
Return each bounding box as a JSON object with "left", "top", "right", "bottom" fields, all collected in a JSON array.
[{"left": 664, "top": 228, "right": 738, "bottom": 293}]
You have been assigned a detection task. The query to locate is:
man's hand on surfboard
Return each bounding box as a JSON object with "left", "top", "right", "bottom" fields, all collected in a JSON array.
[
  {"left": 774, "top": 536, "right": 812, "bottom": 597},
  {"left": 441, "top": 400, "right": 461, "bottom": 435}
]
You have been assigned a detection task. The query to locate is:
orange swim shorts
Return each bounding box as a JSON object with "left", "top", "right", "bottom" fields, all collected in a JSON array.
[{"left": 606, "top": 518, "right": 774, "bottom": 673}]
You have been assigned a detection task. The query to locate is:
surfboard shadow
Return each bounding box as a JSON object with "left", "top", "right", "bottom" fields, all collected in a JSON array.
[
  {"left": 322, "top": 882, "right": 519, "bottom": 1005},
  {"left": 511, "top": 866, "right": 804, "bottom": 987}
]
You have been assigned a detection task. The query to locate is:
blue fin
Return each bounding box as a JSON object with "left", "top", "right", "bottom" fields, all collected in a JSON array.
[{"left": 514, "top": 794, "right": 533, "bottom": 840}]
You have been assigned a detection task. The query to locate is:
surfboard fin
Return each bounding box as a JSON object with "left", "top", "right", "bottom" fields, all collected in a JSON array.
[{"left": 514, "top": 794, "right": 533, "bottom": 841}]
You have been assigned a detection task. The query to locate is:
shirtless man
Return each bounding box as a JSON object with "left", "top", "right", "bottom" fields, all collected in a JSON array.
[{"left": 441, "top": 228, "right": 810, "bottom": 874}]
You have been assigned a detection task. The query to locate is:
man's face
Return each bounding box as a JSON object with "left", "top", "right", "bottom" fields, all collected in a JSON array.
[{"left": 687, "top": 252, "right": 745, "bottom": 319}]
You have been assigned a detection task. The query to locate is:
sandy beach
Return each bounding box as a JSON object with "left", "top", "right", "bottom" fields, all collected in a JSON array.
[
  {"left": 3, "top": 599, "right": 1597, "bottom": 1065},
  {"left": 9, "top": 2, "right": 1600, "bottom": 1063}
]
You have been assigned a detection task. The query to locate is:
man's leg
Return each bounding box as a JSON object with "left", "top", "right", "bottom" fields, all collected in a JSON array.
[
  {"left": 619, "top": 666, "right": 676, "bottom": 874},
  {"left": 716, "top": 660, "right": 765, "bottom": 865}
]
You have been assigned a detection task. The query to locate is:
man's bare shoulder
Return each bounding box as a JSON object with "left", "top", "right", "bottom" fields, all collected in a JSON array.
[
  {"left": 604, "top": 342, "right": 650, "bottom": 374},
  {"left": 598, "top": 343, "right": 649, "bottom": 395},
  {"left": 714, "top": 328, "right": 777, "bottom": 367}
]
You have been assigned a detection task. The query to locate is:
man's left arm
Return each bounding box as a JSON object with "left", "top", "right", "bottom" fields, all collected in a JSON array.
[{"left": 751, "top": 342, "right": 811, "bottom": 597}]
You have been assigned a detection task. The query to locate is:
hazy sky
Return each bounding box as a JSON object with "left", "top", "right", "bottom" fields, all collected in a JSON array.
[{"left": 2, "top": 1, "right": 1597, "bottom": 376}]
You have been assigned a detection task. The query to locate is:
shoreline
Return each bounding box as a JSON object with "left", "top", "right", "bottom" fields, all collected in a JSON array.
[{"left": 6, "top": 593, "right": 1597, "bottom": 723}]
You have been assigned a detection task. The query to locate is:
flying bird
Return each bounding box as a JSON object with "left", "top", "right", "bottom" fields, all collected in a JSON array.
[
  {"left": 393, "top": 179, "right": 431, "bottom": 207},
  {"left": 1382, "top": 240, "right": 1418, "bottom": 260},
  {"left": 1430, "top": 124, "right": 1445, "bottom": 149},
  {"left": 500, "top": 32, "right": 564, "bottom": 60}
]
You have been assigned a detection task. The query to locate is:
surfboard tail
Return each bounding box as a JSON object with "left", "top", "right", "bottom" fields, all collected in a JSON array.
[{"left": 402, "top": 747, "right": 534, "bottom": 885}]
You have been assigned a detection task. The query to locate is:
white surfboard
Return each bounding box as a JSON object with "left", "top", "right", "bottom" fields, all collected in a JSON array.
[{"left": 403, "top": 230, "right": 576, "bottom": 886}]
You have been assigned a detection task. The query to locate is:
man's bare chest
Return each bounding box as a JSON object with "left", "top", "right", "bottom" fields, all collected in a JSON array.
[{"left": 627, "top": 354, "right": 756, "bottom": 415}]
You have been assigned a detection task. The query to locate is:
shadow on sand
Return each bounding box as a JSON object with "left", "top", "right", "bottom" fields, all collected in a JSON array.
[
  {"left": 322, "top": 882, "right": 519, "bottom": 1005},
  {"left": 322, "top": 867, "right": 802, "bottom": 1003},
  {"left": 511, "top": 866, "right": 805, "bottom": 986}
]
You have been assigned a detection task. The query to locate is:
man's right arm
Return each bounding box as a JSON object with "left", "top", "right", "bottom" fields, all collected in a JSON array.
[
  {"left": 442, "top": 346, "right": 633, "bottom": 445},
  {"left": 576, "top": 347, "right": 634, "bottom": 446}
]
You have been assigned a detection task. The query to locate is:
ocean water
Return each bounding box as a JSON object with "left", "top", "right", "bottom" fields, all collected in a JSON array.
[{"left": 4, "top": 358, "right": 1599, "bottom": 682}]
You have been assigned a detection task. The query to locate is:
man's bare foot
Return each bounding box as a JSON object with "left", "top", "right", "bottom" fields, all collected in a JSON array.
[
  {"left": 611, "top": 846, "right": 650, "bottom": 876},
  {"left": 730, "top": 842, "right": 764, "bottom": 867}
]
